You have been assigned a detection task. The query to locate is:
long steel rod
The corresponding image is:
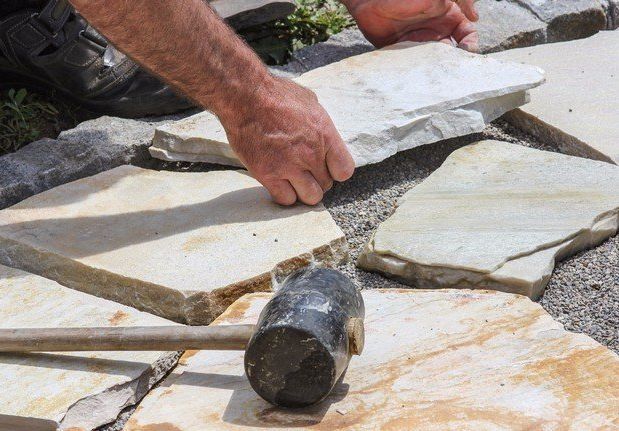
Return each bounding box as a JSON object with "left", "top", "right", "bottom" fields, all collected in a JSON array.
[{"left": 0, "top": 324, "right": 255, "bottom": 352}]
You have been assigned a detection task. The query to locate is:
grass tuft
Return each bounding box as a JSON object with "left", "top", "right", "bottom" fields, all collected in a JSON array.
[
  {"left": 0, "top": 88, "right": 59, "bottom": 155},
  {"left": 241, "top": 0, "right": 355, "bottom": 65}
]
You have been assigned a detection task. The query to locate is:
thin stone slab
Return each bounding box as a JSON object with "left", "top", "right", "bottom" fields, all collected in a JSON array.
[
  {"left": 476, "top": 0, "right": 547, "bottom": 53},
  {"left": 126, "top": 289, "right": 619, "bottom": 431},
  {"left": 149, "top": 42, "right": 544, "bottom": 168},
  {"left": 358, "top": 141, "right": 619, "bottom": 299},
  {"left": 512, "top": 0, "right": 606, "bottom": 41},
  {"left": 210, "top": 0, "right": 296, "bottom": 30},
  {"left": 0, "top": 264, "right": 178, "bottom": 431},
  {"left": 0, "top": 166, "right": 347, "bottom": 325},
  {"left": 493, "top": 31, "right": 619, "bottom": 165}
]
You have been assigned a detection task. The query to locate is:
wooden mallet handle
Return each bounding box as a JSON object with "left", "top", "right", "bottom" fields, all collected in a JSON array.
[{"left": 0, "top": 325, "right": 255, "bottom": 352}]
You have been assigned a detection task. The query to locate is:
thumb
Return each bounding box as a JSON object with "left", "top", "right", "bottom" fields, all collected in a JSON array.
[{"left": 326, "top": 137, "right": 355, "bottom": 182}]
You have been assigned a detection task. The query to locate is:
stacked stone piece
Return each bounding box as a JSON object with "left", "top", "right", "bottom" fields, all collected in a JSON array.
[{"left": 149, "top": 42, "right": 544, "bottom": 167}]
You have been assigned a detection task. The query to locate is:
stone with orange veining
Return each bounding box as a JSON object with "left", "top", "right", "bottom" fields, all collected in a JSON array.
[
  {"left": 0, "top": 166, "right": 347, "bottom": 325},
  {"left": 125, "top": 289, "right": 619, "bottom": 431},
  {"left": 358, "top": 140, "right": 619, "bottom": 298},
  {"left": 0, "top": 264, "right": 178, "bottom": 431}
]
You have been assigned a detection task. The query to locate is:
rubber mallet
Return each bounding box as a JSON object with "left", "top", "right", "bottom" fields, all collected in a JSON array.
[{"left": 0, "top": 267, "right": 365, "bottom": 408}]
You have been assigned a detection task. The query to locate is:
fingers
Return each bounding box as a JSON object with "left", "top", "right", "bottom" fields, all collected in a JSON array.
[
  {"left": 289, "top": 171, "right": 324, "bottom": 206},
  {"left": 263, "top": 178, "right": 297, "bottom": 206},
  {"left": 453, "top": 18, "right": 479, "bottom": 52},
  {"left": 325, "top": 137, "right": 355, "bottom": 182},
  {"left": 456, "top": 0, "right": 478, "bottom": 22},
  {"left": 311, "top": 161, "right": 334, "bottom": 192}
]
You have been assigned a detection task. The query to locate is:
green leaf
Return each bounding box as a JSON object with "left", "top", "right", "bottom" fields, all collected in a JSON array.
[{"left": 14, "top": 88, "right": 27, "bottom": 105}]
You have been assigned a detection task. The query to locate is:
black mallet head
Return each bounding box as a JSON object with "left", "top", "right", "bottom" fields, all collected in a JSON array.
[{"left": 244, "top": 267, "right": 365, "bottom": 408}]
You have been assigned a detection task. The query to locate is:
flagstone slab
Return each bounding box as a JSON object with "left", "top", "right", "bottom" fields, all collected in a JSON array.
[
  {"left": 493, "top": 31, "right": 619, "bottom": 165},
  {"left": 0, "top": 264, "right": 178, "bottom": 431},
  {"left": 512, "top": 0, "right": 606, "bottom": 41},
  {"left": 210, "top": 0, "right": 296, "bottom": 29},
  {"left": 476, "top": 0, "right": 547, "bottom": 53},
  {"left": 126, "top": 289, "right": 619, "bottom": 431},
  {"left": 0, "top": 166, "right": 347, "bottom": 325},
  {"left": 149, "top": 42, "right": 544, "bottom": 168},
  {"left": 358, "top": 140, "right": 619, "bottom": 299}
]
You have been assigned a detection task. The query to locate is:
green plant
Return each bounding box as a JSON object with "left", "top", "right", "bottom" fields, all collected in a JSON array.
[
  {"left": 241, "top": 0, "right": 354, "bottom": 65},
  {"left": 0, "top": 88, "right": 60, "bottom": 155},
  {"left": 283, "top": 0, "right": 354, "bottom": 50}
]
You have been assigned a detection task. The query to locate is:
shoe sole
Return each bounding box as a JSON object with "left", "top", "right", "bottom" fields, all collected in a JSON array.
[{"left": 0, "top": 67, "right": 194, "bottom": 118}]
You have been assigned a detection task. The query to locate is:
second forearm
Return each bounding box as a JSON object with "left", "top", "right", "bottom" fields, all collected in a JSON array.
[{"left": 70, "top": 0, "right": 272, "bottom": 121}]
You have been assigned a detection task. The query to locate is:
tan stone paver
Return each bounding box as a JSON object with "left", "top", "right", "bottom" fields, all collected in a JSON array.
[
  {"left": 0, "top": 166, "right": 347, "bottom": 324},
  {"left": 358, "top": 141, "right": 619, "bottom": 298},
  {"left": 126, "top": 289, "right": 619, "bottom": 430}
]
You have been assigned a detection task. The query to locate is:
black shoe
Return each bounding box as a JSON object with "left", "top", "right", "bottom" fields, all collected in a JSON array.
[{"left": 0, "top": 0, "right": 193, "bottom": 118}]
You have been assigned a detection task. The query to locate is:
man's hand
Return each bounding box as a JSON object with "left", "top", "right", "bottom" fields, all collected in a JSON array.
[
  {"left": 222, "top": 76, "right": 354, "bottom": 206},
  {"left": 343, "top": 0, "right": 479, "bottom": 51},
  {"left": 71, "top": 0, "right": 354, "bottom": 206}
]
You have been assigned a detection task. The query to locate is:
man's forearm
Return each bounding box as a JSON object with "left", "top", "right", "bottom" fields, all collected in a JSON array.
[{"left": 70, "top": 0, "right": 272, "bottom": 122}]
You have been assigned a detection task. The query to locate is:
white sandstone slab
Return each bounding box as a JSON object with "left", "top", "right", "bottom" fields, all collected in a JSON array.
[
  {"left": 126, "top": 289, "right": 619, "bottom": 431},
  {"left": 0, "top": 264, "right": 178, "bottom": 431},
  {"left": 358, "top": 140, "right": 619, "bottom": 298},
  {"left": 492, "top": 31, "right": 619, "bottom": 164},
  {"left": 150, "top": 42, "right": 544, "bottom": 167},
  {"left": 0, "top": 166, "right": 347, "bottom": 325}
]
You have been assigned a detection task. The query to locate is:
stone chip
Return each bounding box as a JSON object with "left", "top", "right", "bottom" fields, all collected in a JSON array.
[
  {"left": 358, "top": 140, "right": 619, "bottom": 298},
  {"left": 149, "top": 42, "right": 544, "bottom": 168},
  {"left": 0, "top": 264, "right": 178, "bottom": 431},
  {"left": 126, "top": 289, "right": 619, "bottom": 430},
  {"left": 0, "top": 166, "right": 347, "bottom": 325}
]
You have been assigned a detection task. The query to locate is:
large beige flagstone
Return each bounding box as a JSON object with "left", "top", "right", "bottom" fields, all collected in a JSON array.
[
  {"left": 149, "top": 42, "right": 544, "bottom": 168},
  {"left": 358, "top": 140, "right": 619, "bottom": 299},
  {"left": 126, "top": 289, "right": 619, "bottom": 431},
  {"left": 0, "top": 264, "right": 178, "bottom": 431},
  {"left": 492, "top": 31, "right": 619, "bottom": 165},
  {"left": 0, "top": 166, "right": 347, "bottom": 325}
]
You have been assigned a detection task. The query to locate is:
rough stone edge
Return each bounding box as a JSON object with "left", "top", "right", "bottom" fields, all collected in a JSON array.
[
  {"left": 357, "top": 187, "right": 619, "bottom": 300},
  {"left": 545, "top": 7, "right": 606, "bottom": 42},
  {"left": 512, "top": 0, "right": 606, "bottom": 42},
  {"left": 148, "top": 146, "right": 245, "bottom": 167},
  {"left": 60, "top": 351, "right": 181, "bottom": 430},
  {"left": 503, "top": 109, "right": 617, "bottom": 164},
  {"left": 0, "top": 232, "right": 348, "bottom": 326},
  {"left": 182, "top": 235, "right": 349, "bottom": 324}
]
